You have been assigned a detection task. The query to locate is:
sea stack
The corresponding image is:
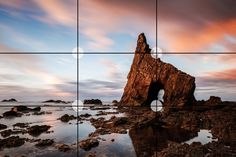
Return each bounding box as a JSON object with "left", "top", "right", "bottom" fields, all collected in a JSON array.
[{"left": 119, "top": 33, "right": 196, "bottom": 110}]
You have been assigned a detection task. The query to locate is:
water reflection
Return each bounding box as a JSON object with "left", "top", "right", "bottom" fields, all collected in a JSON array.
[
  {"left": 129, "top": 124, "right": 198, "bottom": 157},
  {"left": 184, "top": 129, "right": 218, "bottom": 145}
]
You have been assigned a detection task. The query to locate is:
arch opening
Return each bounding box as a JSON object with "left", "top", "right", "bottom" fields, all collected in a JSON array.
[{"left": 145, "top": 82, "right": 165, "bottom": 112}]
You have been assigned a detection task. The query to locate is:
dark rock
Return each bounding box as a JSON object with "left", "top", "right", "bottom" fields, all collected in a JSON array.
[
  {"left": 1, "top": 98, "right": 17, "bottom": 102},
  {"left": 205, "top": 96, "right": 222, "bottom": 106},
  {"left": 27, "top": 125, "right": 51, "bottom": 136},
  {"left": 13, "top": 123, "right": 29, "bottom": 128},
  {"left": 30, "top": 106, "right": 41, "bottom": 112},
  {"left": 42, "top": 100, "right": 69, "bottom": 104},
  {"left": 0, "top": 136, "right": 25, "bottom": 149},
  {"left": 80, "top": 113, "right": 92, "bottom": 118},
  {"left": 35, "top": 139, "right": 54, "bottom": 147},
  {"left": 11, "top": 106, "right": 41, "bottom": 112},
  {"left": 119, "top": 33, "right": 196, "bottom": 110},
  {"left": 84, "top": 99, "right": 102, "bottom": 105},
  {"left": 111, "top": 139, "right": 115, "bottom": 142},
  {"left": 3, "top": 111, "right": 21, "bottom": 117},
  {"left": 1, "top": 129, "right": 14, "bottom": 137},
  {"left": 112, "top": 100, "right": 118, "bottom": 104},
  {"left": 0, "top": 124, "right": 7, "bottom": 130},
  {"left": 56, "top": 144, "right": 71, "bottom": 152},
  {"left": 59, "top": 114, "right": 76, "bottom": 122},
  {"left": 113, "top": 117, "right": 128, "bottom": 126},
  {"left": 90, "top": 106, "right": 111, "bottom": 110},
  {"left": 95, "top": 111, "right": 119, "bottom": 116},
  {"left": 79, "top": 138, "right": 99, "bottom": 151}
]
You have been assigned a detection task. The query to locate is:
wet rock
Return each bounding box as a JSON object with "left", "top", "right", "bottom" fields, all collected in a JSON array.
[
  {"left": 79, "top": 138, "right": 99, "bottom": 151},
  {"left": 80, "top": 113, "right": 92, "bottom": 118},
  {"left": 27, "top": 125, "right": 51, "bottom": 136},
  {"left": 11, "top": 106, "right": 41, "bottom": 112},
  {"left": 119, "top": 33, "right": 196, "bottom": 110},
  {"left": 13, "top": 123, "right": 29, "bottom": 128},
  {"left": 95, "top": 111, "right": 119, "bottom": 116},
  {"left": 113, "top": 117, "right": 128, "bottom": 126},
  {"left": 0, "top": 129, "right": 23, "bottom": 137},
  {"left": 0, "top": 124, "right": 7, "bottom": 130},
  {"left": 0, "top": 136, "right": 25, "bottom": 149},
  {"left": 35, "top": 139, "right": 54, "bottom": 147},
  {"left": 84, "top": 99, "right": 102, "bottom": 105},
  {"left": 56, "top": 144, "right": 71, "bottom": 152},
  {"left": 1, "top": 98, "right": 17, "bottom": 102},
  {"left": 59, "top": 114, "right": 76, "bottom": 122},
  {"left": 3, "top": 110, "right": 21, "bottom": 117},
  {"left": 157, "top": 141, "right": 207, "bottom": 157}
]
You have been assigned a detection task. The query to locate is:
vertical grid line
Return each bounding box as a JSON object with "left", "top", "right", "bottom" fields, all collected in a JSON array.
[
  {"left": 77, "top": 0, "right": 79, "bottom": 156},
  {"left": 155, "top": 0, "right": 158, "bottom": 156}
]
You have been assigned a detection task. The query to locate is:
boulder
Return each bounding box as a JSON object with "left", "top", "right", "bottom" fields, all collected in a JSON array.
[
  {"left": 27, "top": 125, "right": 51, "bottom": 136},
  {"left": 3, "top": 111, "right": 21, "bottom": 117},
  {"left": 79, "top": 138, "right": 99, "bottom": 151},
  {"left": 119, "top": 33, "right": 196, "bottom": 110},
  {"left": 0, "top": 136, "right": 25, "bottom": 149},
  {"left": 84, "top": 99, "right": 102, "bottom": 105},
  {"left": 35, "top": 139, "right": 54, "bottom": 147},
  {"left": 56, "top": 144, "right": 71, "bottom": 152},
  {"left": 59, "top": 114, "right": 76, "bottom": 123},
  {"left": 205, "top": 96, "right": 222, "bottom": 106},
  {"left": 0, "top": 124, "right": 7, "bottom": 130}
]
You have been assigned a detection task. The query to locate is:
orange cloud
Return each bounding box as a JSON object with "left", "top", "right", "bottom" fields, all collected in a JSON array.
[
  {"left": 161, "top": 19, "right": 236, "bottom": 52},
  {"left": 206, "top": 68, "right": 236, "bottom": 80}
]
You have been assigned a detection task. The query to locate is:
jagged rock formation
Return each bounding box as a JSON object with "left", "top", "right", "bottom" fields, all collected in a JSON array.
[{"left": 119, "top": 33, "right": 196, "bottom": 109}]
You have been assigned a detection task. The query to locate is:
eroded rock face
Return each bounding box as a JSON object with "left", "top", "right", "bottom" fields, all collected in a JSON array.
[{"left": 119, "top": 33, "right": 196, "bottom": 109}]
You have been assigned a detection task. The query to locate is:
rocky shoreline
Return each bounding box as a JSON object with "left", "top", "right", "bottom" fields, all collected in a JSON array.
[{"left": 0, "top": 99, "right": 235, "bottom": 157}]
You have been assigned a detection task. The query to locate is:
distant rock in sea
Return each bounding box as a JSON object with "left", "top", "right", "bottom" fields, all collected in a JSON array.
[
  {"left": 119, "top": 33, "right": 196, "bottom": 110},
  {"left": 42, "top": 100, "right": 70, "bottom": 104},
  {"left": 1, "top": 98, "right": 17, "bottom": 102},
  {"left": 84, "top": 99, "right": 102, "bottom": 105}
]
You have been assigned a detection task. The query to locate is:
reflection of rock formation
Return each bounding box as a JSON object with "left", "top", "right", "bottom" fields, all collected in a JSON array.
[
  {"left": 129, "top": 125, "right": 197, "bottom": 157},
  {"left": 119, "top": 33, "right": 196, "bottom": 109}
]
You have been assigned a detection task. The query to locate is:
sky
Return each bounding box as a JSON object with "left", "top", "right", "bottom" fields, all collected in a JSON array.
[{"left": 0, "top": 0, "right": 235, "bottom": 102}]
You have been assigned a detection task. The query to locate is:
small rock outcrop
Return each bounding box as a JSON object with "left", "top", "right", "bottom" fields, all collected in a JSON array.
[
  {"left": 1, "top": 98, "right": 17, "bottom": 102},
  {"left": 84, "top": 99, "right": 102, "bottom": 105},
  {"left": 119, "top": 33, "right": 196, "bottom": 109}
]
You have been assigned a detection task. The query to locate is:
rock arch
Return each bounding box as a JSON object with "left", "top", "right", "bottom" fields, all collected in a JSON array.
[{"left": 119, "top": 33, "right": 196, "bottom": 110}]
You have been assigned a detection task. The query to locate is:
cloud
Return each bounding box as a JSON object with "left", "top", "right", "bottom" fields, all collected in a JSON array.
[
  {"left": 99, "top": 59, "right": 124, "bottom": 82},
  {"left": 196, "top": 68, "right": 236, "bottom": 101},
  {"left": 80, "top": 0, "right": 156, "bottom": 51},
  {"left": 0, "top": 55, "right": 76, "bottom": 101},
  {"left": 0, "top": 0, "right": 76, "bottom": 28},
  {"left": 32, "top": 0, "right": 76, "bottom": 28},
  {"left": 0, "top": 84, "right": 75, "bottom": 101},
  {"left": 79, "top": 79, "right": 124, "bottom": 101},
  {"left": 158, "top": 0, "right": 236, "bottom": 52}
]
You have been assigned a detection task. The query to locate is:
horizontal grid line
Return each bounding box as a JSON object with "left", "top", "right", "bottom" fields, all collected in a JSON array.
[
  {"left": 0, "top": 52, "right": 236, "bottom": 55},
  {"left": 0, "top": 105, "right": 216, "bottom": 108}
]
